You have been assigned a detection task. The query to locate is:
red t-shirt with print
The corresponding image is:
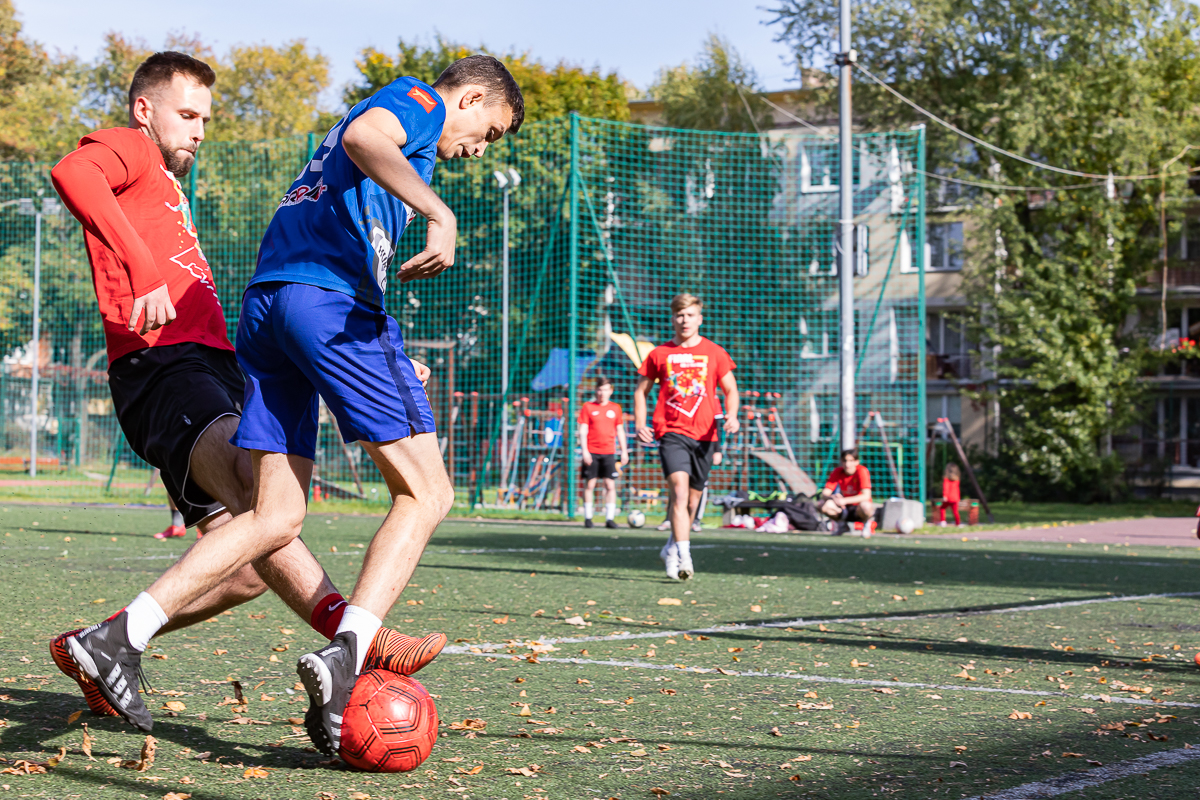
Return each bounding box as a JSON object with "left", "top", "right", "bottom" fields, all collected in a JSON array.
[
  {"left": 51, "top": 127, "right": 232, "bottom": 364},
  {"left": 824, "top": 464, "right": 872, "bottom": 497},
  {"left": 578, "top": 401, "right": 623, "bottom": 454},
  {"left": 637, "top": 337, "right": 735, "bottom": 442}
]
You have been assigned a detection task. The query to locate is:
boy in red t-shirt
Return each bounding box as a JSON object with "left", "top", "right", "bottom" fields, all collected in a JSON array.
[
  {"left": 577, "top": 376, "right": 629, "bottom": 528},
  {"left": 634, "top": 293, "right": 740, "bottom": 580},
  {"left": 938, "top": 462, "right": 962, "bottom": 526},
  {"left": 817, "top": 449, "right": 876, "bottom": 534}
]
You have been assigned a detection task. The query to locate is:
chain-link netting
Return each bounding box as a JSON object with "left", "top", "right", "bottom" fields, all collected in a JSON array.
[{"left": 0, "top": 115, "right": 924, "bottom": 516}]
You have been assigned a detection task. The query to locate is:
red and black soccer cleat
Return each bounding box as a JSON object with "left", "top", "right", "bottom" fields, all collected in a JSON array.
[
  {"left": 155, "top": 524, "right": 186, "bottom": 540},
  {"left": 50, "top": 629, "right": 118, "bottom": 717},
  {"left": 364, "top": 628, "right": 447, "bottom": 676}
]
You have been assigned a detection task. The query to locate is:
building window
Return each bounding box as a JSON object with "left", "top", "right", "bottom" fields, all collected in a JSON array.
[
  {"left": 926, "top": 222, "right": 964, "bottom": 272},
  {"left": 927, "top": 393, "right": 962, "bottom": 439},
  {"left": 926, "top": 312, "right": 972, "bottom": 379}
]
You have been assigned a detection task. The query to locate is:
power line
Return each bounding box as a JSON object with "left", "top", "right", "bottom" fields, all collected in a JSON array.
[
  {"left": 754, "top": 93, "right": 1101, "bottom": 192},
  {"left": 854, "top": 63, "right": 1200, "bottom": 183}
]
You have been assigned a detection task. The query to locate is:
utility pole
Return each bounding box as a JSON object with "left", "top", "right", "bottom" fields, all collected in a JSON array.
[
  {"left": 837, "top": 0, "right": 857, "bottom": 453},
  {"left": 493, "top": 168, "right": 521, "bottom": 475}
]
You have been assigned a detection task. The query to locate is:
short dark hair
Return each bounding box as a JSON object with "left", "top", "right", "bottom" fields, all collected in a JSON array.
[
  {"left": 129, "top": 51, "right": 216, "bottom": 111},
  {"left": 595, "top": 376, "right": 612, "bottom": 390},
  {"left": 433, "top": 55, "right": 525, "bottom": 133},
  {"left": 841, "top": 448, "right": 858, "bottom": 460}
]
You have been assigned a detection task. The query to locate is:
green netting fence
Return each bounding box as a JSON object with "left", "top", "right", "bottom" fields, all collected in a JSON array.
[{"left": 0, "top": 114, "right": 925, "bottom": 517}]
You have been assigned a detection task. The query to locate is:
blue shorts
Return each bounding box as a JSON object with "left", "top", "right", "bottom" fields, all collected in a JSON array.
[{"left": 231, "top": 282, "right": 436, "bottom": 459}]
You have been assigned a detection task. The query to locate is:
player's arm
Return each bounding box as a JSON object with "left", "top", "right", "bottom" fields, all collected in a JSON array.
[
  {"left": 341, "top": 107, "right": 456, "bottom": 284},
  {"left": 633, "top": 375, "right": 654, "bottom": 444},
  {"left": 617, "top": 418, "right": 629, "bottom": 465},
  {"left": 578, "top": 422, "right": 592, "bottom": 465},
  {"left": 51, "top": 144, "right": 175, "bottom": 334},
  {"left": 718, "top": 371, "right": 740, "bottom": 435}
]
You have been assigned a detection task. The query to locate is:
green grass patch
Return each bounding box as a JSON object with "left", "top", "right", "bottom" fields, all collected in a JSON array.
[{"left": 0, "top": 506, "right": 1198, "bottom": 798}]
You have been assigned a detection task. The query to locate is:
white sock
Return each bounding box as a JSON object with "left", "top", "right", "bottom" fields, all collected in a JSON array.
[
  {"left": 124, "top": 592, "right": 168, "bottom": 652},
  {"left": 605, "top": 503, "right": 616, "bottom": 521},
  {"left": 584, "top": 502, "right": 594, "bottom": 519},
  {"left": 676, "top": 540, "right": 691, "bottom": 560},
  {"left": 335, "top": 605, "right": 382, "bottom": 674}
]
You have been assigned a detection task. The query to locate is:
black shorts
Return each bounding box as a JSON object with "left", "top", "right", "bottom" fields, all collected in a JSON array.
[
  {"left": 108, "top": 342, "right": 246, "bottom": 527},
  {"left": 658, "top": 432, "right": 716, "bottom": 490},
  {"left": 581, "top": 453, "right": 618, "bottom": 481}
]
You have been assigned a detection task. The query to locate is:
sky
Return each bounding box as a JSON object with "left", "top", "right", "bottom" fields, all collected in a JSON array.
[{"left": 17, "top": 0, "right": 802, "bottom": 106}]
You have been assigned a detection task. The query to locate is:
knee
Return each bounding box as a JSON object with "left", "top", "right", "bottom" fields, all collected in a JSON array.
[
  {"left": 412, "top": 474, "right": 454, "bottom": 519},
  {"left": 258, "top": 506, "right": 306, "bottom": 550}
]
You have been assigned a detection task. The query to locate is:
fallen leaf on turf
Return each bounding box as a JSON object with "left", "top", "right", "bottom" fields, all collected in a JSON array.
[
  {"left": 804, "top": 691, "right": 818, "bottom": 698},
  {"left": 873, "top": 687, "right": 895, "bottom": 695},
  {"left": 563, "top": 615, "right": 590, "bottom": 626},
  {"left": 287, "top": 717, "right": 304, "bottom": 725},
  {"left": 150, "top": 653, "right": 168, "bottom": 660},
  {"left": 505, "top": 765, "right": 542, "bottom": 777},
  {"left": 1008, "top": 711, "right": 1033, "bottom": 720},
  {"left": 231, "top": 681, "right": 245, "bottom": 703},
  {"left": 789, "top": 776, "right": 802, "bottom": 782},
  {"left": 67, "top": 710, "right": 83, "bottom": 724},
  {"left": 624, "top": 697, "right": 635, "bottom": 705},
  {"left": 1062, "top": 752, "right": 1084, "bottom": 758},
  {"left": 163, "top": 701, "right": 186, "bottom": 712},
  {"left": 450, "top": 719, "right": 487, "bottom": 730},
  {"left": 120, "top": 736, "right": 156, "bottom": 771},
  {"left": 716, "top": 668, "right": 738, "bottom": 676},
  {"left": 750, "top": 605, "right": 762, "bottom": 612},
  {"left": 650, "top": 789, "right": 670, "bottom": 796},
  {"left": 162, "top": 793, "right": 191, "bottom": 800},
  {"left": 192, "top": 752, "right": 211, "bottom": 761},
  {"left": 850, "top": 659, "right": 869, "bottom": 668},
  {"left": 657, "top": 598, "right": 681, "bottom": 606},
  {"left": 769, "top": 726, "right": 782, "bottom": 736},
  {"left": 244, "top": 766, "right": 269, "bottom": 778},
  {"left": 279, "top": 628, "right": 295, "bottom": 635},
  {"left": 597, "top": 699, "right": 617, "bottom": 704},
  {"left": 492, "top": 615, "right": 509, "bottom": 624},
  {"left": 954, "top": 745, "right": 967, "bottom": 752},
  {"left": 81, "top": 724, "right": 94, "bottom": 760},
  {"left": 949, "top": 761, "right": 966, "bottom": 768},
  {"left": 1087, "top": 760, "right": 1103, "bottom": 766},
  {"left": 532, "top": 727, "right": 563, "bottom": 734},
  {"left": 213, "top": 649, "right": 227, "bottom": 656},
  {"left": 315, "top": 793, "right": 337, "bottom": 800},
  {"left": 349, "top": 794, "right": 370, "bottom": 800}
]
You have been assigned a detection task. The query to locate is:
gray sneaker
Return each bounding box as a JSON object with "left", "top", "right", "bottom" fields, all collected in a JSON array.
[
  {"left": 66, "top": 611, "right": 153, "bottom": 732},
  {"left": 297, "top": 631, "right": 359, "bottom": 755}
]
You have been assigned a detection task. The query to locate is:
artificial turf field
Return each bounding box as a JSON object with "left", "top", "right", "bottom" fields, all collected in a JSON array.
[{"left": 1, "top": 506, "right": 1199, "bottom": 799}]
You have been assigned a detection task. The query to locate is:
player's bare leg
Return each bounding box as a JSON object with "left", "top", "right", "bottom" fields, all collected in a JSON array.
[
  {"left": 584, "top": 477, "right": 597, "bottom": 527},
  {"left": 297, "top": 431, "right": 451, "bottom": 755},
  {"left": 602, "top": 477, "right": 619, "bottom": 528}
]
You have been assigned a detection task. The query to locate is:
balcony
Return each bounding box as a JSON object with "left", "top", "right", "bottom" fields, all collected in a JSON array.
[{"left": 927, "top": 353, "right": 973, "bottom": 381}]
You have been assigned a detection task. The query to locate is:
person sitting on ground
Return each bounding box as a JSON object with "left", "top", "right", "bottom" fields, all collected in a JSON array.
[
  {"left": 816, "top": 448, "right": 876, "bottom": 534},
  {"left": 938, "top": 462, "right": 962, "bottom": 527},
  {"left": 578, "top": 375, "right": 628, "bottom": 529}
]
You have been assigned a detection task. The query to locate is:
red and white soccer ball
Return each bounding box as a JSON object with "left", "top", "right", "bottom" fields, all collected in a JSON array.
[{"left": 339, "top": 670, "right": 439, "bottom": 772}]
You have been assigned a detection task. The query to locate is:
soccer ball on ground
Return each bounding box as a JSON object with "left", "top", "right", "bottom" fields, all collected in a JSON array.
[
  {"left": 339, "top": 670, "right": 439, "bottom": 772},
  {"left": 627, "top": 509, "right": 646, "bottom": 528},
  {"left": 897, "top": 517, "right": 915, "bottom": 534}
]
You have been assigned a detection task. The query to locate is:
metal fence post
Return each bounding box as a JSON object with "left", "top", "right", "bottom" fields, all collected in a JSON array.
[
  {"left": 915, "top": 124, "right": 928, "bottom": 504},
  {"left": 566, "top": 113, "right": 580, "bottom": 520}
]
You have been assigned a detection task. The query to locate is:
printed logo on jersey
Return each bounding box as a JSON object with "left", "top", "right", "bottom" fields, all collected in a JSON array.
[
  {"left": 370, "top": 225, "right": 395, "bottom": 293},
  {"left": 169, "top": 247, "right": 221, "bottom": 305},
  {"left": 663, "top": 353, "right": 709, "bottom": 418},
  {"left": 279, "top": 178, "right": 329, "bottom": 208},
  {"left": 408, "top": 86, "right": 438, "bottom": 113},
  {"left": 160, "top": 165, "right": 198, "bottom": 239}
]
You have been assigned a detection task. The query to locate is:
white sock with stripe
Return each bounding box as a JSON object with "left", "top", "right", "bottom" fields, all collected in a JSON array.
[
  {"left": 335, "top": 605, "right": 381, "bottom": 675},
  {"left": 124, "top": 592, "right": 168, "bottom": 652}
]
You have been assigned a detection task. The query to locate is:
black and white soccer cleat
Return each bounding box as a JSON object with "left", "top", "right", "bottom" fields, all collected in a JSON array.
[
  {"left": 297, "top": 631, "right": 359, "bottom": 756},
  {"left": 66, "top": 611, "right": 153, "bottom": 731}
]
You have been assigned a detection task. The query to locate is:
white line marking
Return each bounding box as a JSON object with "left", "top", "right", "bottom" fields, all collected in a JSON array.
[
  {"left": 446, "top": 591, "right": 1200, "bottom": 651},
  {"left": 443, "top": 652, "right": 1200, "bottom": 708},
  {"left": 435, "top": 541, "right": 1200, "bottom": 570},
  {"left": 963, "top": 746, "right": 1200, "bottom": 799}
]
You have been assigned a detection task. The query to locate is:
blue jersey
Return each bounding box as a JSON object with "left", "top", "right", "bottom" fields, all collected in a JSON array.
[{"left": 250, "top": 77, "right": 446, "bottom": 307}]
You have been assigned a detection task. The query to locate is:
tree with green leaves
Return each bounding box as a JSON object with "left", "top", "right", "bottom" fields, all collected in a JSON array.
[
  {"left": 345, "top": 36, "right": 630, "bottom": 123},
  {"left": 648, "top": 34, "right": 772, "bottom": 133},
  {"left": 769, "top": 0, "right": 1200, "bottom": 499}
]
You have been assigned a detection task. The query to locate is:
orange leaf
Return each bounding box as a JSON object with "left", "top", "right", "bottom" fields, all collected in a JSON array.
[{"left": 243, "top": 766, "right": 269, "bottom": 778}]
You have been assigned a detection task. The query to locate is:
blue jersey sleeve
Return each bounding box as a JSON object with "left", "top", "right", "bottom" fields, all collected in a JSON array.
[{"left": 365, "top": 80, "right": 447, "bottom": 158}]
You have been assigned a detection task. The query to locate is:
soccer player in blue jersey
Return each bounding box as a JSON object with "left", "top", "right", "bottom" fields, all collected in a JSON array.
[{"left": 64, "top": 56, "right": 523, "bottom": 750}]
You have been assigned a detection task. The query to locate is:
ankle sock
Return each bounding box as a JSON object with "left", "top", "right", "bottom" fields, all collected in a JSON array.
[
  {"left": 124, "top": 592, "right": 168, "bottom": 652},
  {"left": 675, "top": 540, "right": 691, "bottom": 560},
  {"left": 310, "top": 593, "right": 348, "bottom": 639},
  {"left": 170, "top": 509, "right": 184, "bottom": 528},
  {"left": 605, "top": 503, "right": 616, "bottom": 521},
  {"left": 335, "top": 605, "right": 382, "bottom": 674},
  {"left": 584, "top": 502, "right": 594, "bottom": 520}
]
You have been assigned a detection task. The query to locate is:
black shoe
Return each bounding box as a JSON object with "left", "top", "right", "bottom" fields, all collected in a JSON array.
[
  {"left": 297, "top": 631, "right": 359, "bottom": 756},
  {"left": 66, "top": 611, "right": 153, "bottom": 732},
  {"left": 605, "top": 519, "right": 619, "bottom": 529},
  {"left": 584, "top": 518, "right": 594, "bottom": 528}
]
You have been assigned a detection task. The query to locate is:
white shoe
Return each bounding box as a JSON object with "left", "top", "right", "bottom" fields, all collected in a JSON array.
[
  {"left": 660, "top": 540, "right": 680, "bottom": 580},
  {"left": 678, "top": 550, "right": 694, "bottom": 581},
  {"left": 656, "top": 519, "right": 672, "bottom": 531},
  {"left": 691, "top": 520, "right": 702, "bottom": 533}
]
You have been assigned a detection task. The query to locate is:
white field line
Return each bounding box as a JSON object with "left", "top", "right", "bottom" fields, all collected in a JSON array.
[
  {"left": 437, "top": 541, "right": 1200, "bottom": 570},
  {"left": 442, "top": 651, "right": 1200, "bottom": 709},
  {"left": 445, "top": 591, "right": 1200, "bottom": 651},
  {"left": 963, "top": 746, "right": 1200, "bottom": 799}
]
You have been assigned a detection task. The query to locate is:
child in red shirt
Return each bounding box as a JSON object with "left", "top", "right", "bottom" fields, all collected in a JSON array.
[{"left": 939, "top": 463, "right": 962, "bottom": 526}]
